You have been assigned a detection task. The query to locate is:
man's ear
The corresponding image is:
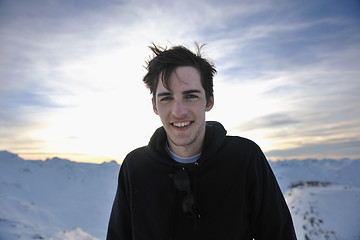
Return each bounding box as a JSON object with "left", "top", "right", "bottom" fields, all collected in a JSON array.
[
  {"left": 205, "top": 96, "right": 214, "bottom": 112},
  {"left": 152, "top": 97, "right": 159, "bottom": 115}
]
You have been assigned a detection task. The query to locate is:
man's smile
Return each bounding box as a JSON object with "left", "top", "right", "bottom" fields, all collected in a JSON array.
[{"left": 171, "top": 121, "right": 193, "bottom": 128}]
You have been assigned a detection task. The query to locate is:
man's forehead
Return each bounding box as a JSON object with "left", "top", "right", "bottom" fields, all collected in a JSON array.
[{"left": 156, "top": 69, "right": 202, "bottom": 92}]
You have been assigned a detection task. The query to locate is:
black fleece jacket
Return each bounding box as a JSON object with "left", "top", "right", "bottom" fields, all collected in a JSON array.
[{"left": 107, "top": 121, "right": 297, "bottom": 240}]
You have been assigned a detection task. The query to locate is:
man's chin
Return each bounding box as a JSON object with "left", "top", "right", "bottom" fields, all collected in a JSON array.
[{"left": 168, "top": 136, "right": 195, "bottom": 148}]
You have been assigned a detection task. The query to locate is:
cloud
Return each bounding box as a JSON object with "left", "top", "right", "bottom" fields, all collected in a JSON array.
[
  {"left": 237, "top": 113, "right": 300, "bottom": 131},
  {"left": 0, "top": 0, "right": 359, "bottom": 161},
  {"left": 206, "top": 2, "right": 360, "bottom": 159},
  {"left": 266, "top": 140, "right": 360, "bottom": 159}
]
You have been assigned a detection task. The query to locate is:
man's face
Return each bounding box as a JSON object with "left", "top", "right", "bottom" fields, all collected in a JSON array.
[{"left": 152, "top": 66, "right": 214, "bottom": 157}]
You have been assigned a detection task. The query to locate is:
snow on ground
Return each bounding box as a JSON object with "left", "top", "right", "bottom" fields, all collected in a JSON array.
[
  {"left": 0, "top": 151, "right": 119, "bottom": 240},
  {"left": 50, "top": 228, "right": 101, "bottom": 240},
  {"left": 286, "top": 184, "right": 360, "bottom": 240},
  {"left": 270, "top": 159, "right": 360, "bottom": 240},
  {"left": 0, "top": 150, "right": 359, "bottom": 240}
]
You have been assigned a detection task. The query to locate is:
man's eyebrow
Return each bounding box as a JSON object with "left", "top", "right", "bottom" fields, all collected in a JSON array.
[
  {"left": 183, "top": 89, "right": 201, "bottom": 95},
  {"left": 157, "top": 92, "right": 173, "bottom": 97},
  {"left": 157, "top": 89, "right": 201, "bottom": 97}
]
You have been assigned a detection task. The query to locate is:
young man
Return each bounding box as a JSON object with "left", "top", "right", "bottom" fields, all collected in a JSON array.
[{"left": 107, "top": 44, "right": 297, "bottom": 240}]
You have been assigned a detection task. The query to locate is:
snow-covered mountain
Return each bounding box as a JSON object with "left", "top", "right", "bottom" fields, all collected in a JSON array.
[
  {"left": 0, "top": 151, "right": 120, "bottom": 240},
  {"left": 0, "top": 150, "right": 359, "bottom": 240}
]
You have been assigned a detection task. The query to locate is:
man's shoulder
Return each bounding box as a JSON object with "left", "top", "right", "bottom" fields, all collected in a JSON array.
[
  {"left": 222, "top": 136, "right": 267, "bottom": 168},
  {"left": 225, "top": 135, "right": 260, "bottom": 149},
  {"left": 120, "top": 146, "right": 150, "bottom": 170},
  {"left": 123, "top": 145, "right": 165, "bottom": 166},
  {"left": 125, "top": 146, "right": 147, "bottom": 160}
]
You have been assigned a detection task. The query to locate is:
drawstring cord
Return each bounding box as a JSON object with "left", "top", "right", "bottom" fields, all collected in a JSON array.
[
  {"left": 192, "top": 161, "right": 201, "bottom": 231},
  {"left": 168, "top": 164, "right": 177, "bottom": 239}
]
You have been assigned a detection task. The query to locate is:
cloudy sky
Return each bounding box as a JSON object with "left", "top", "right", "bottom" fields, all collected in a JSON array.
[{"left": 1, "top": 0, "right": 359, "bottom": 163}]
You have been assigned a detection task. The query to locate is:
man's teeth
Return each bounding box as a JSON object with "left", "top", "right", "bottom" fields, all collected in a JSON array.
[{"left": 173, "top": 121, "right": 191, "bottom": 128}]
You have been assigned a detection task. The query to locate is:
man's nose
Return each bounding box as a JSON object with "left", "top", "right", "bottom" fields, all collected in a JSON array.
[{"left": 172, "top": 100, "right": 187, "bottom": 118}]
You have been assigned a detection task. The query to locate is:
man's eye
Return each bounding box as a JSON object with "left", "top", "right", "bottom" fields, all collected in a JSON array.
[
  {"left": 160, "top": 96, "right": 172, "bottom": 102},
  {"left": 186, "top": 94, "right": 198, "bottom": 99}
]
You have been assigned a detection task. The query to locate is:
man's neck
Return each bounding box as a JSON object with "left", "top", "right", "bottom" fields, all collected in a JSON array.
[
  {"left": 166, "top": 143, "right": 201, "bottom": 164},
  {"left": 167, "top": 143, "right": 201, "bottom": 158}
]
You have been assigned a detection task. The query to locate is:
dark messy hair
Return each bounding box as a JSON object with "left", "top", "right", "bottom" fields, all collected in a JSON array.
[{"left": 143, "top": 43, "right": 216, "bottom": 104}]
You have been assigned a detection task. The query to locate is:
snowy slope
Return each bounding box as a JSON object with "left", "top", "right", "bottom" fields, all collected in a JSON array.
[
  {"left": 0, "top": 151, "right": 120, "bottom": 240},
  {"left": 286, "top": 184, "right": 360, "bottom": 240},
  {"left": 269, "top": 159, "right": 360, "bottom": 193},
  {"left": 0, "top": 151, "right": 359, "bottom": 240},
  {"left": 270, "top": 159, "right": 360, "bottom": 240}
]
